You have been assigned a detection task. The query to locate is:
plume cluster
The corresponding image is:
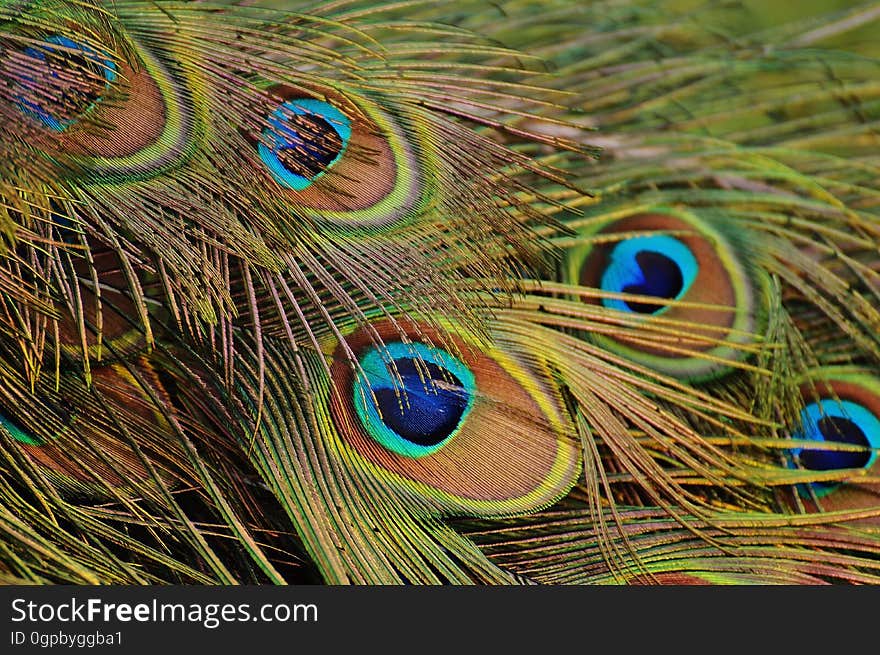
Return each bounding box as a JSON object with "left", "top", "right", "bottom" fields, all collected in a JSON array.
[{"left": 0, "top": 0, "right": 879, "bottom": 584}]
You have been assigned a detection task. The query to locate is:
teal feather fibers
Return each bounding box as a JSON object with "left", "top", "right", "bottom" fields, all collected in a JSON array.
[{"left": 0, "top": 0, "right": 879, "bottom": 585}]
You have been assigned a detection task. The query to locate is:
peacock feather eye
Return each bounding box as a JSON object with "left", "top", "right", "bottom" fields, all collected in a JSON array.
[
  {"left": 259, "top": 98, "right": 352, "bottom": 191},
  {"left": 14, "top": 34, "right": 117, "bottom": 132},
  {"left": 0, "top": 362, "right": 180, "bottom": 495},
  {"left": 322, "top": 319, "right": 581, "bottom": 517},
  {"left": 353, "top": 342, "right": 476, "bottom": 458},
  {"left": 796, "top": 402, "right": 878, "bottom": 475},
  {"left": 2, "top": 27, "right": 204, "bottom": 183},
  {"left": 252, "top": 84, "right": 432, "bottom": 229},
  {"left": 791, "top": 372, "right": 880, "bottom": 499},
  {"left": 564, "top": 209, "right": 763, "bottom": 382},
  {"left": 599, "top": 235, "right": 698, "bottom": 315}
]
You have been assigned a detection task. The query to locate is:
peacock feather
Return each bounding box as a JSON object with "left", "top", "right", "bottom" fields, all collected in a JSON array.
[{"left": 0, "top": 0, "right": 879, "bottom": 585}]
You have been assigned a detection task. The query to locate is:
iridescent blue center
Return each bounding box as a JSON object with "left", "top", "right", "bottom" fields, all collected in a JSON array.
[
  {"left": 600, "top": 235, "right": 698, "bottom": 314},
  {"left": 258, "top": 99, "right": 352, "bottom": 191},
  {"left": 792, "top": 399, "right": 880, "bottom": 495},
  {"left": 17, "top": 35, "right": 117, "bottom": 131},
  {"left": 353, "top": 342, "right": 476, "bottom": 458}
]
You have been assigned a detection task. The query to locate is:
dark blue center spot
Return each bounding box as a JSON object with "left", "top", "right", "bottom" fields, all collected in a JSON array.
[
  {"left": 799, "top": 417, "right": 872, "bottom": 472},
  {"left": 354, "top": 342, "right": 477, "bottom": 458},
  {"left": 373, "top": 358, "right": 469, "bottom": 447},
  {"left": 258, "top": 98, "right": 352, "bottom": 191},
  {"left": 600, "top": 235, "right": 698, "bottom": 315},
  {"left": 273, "top": 113, "right": 344, "bottom": 179},
  {"left": 622, "top": 251, "right": 685, "bottom": 314},
  {"left": 792, "top": 397, "right": 880, "bottom": 497}
]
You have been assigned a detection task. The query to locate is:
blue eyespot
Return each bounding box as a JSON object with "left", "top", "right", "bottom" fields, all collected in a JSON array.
[
  {"left": 17, "top": 35, "right": 117, "bottom": 131},
  {"left": 258, "top": 99, "right": 352, "bottom": 191},
  {"left": 792, "top": 399, "right": 880, "bottom": 496},
  {"left": 353, "top": 342, "right": 476, "bottom": 458},
  {"left": 600, "top": 235, "right": 698, "bottom": 314}
]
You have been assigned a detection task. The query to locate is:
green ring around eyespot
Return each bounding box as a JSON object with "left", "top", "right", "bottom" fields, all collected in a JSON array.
[
  {"left": 303, "top": 97, "right": 434, "bottom": 228},
  {"left": 562, "top": 210, "right": 762, "bottom": 382},
  {"left": 74, "top": 40, "right": 203, "bottom": 182}
]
